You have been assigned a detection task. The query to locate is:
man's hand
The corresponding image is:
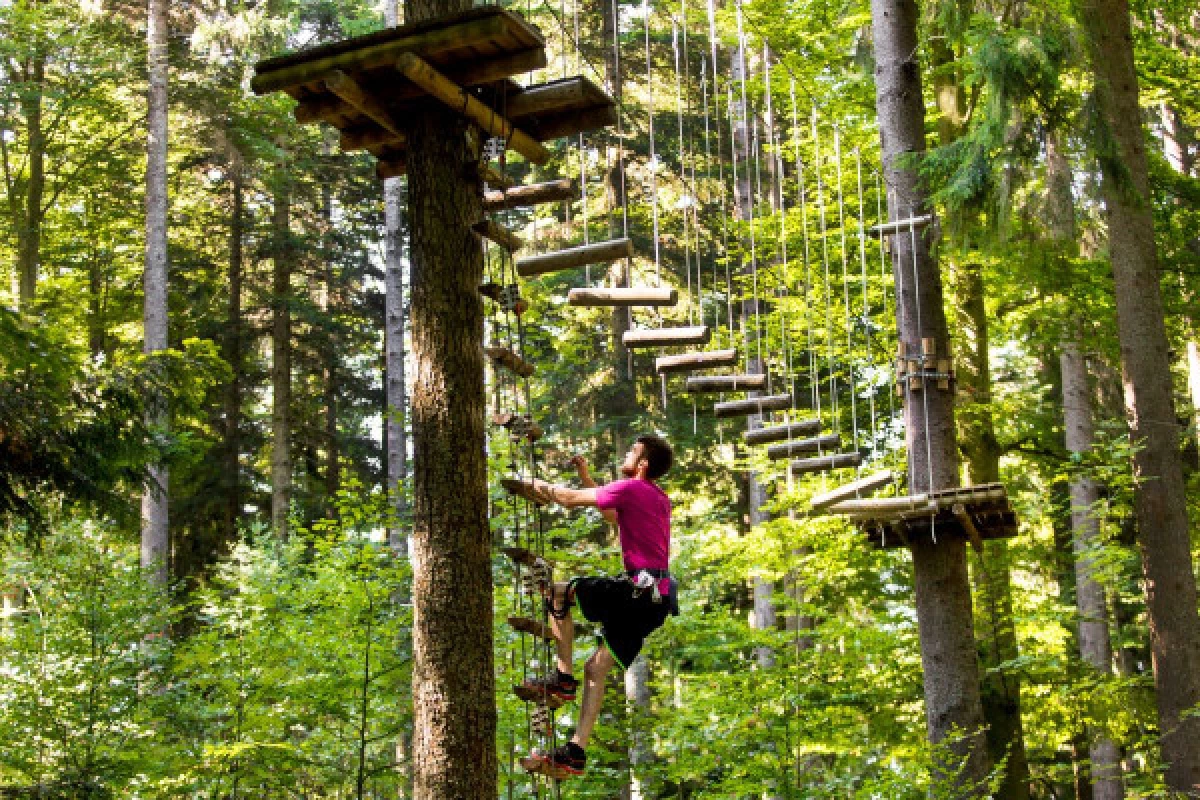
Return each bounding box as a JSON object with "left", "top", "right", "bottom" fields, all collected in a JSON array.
[{"left": 570, "top": 455, "right": 597, "bottom": 488}]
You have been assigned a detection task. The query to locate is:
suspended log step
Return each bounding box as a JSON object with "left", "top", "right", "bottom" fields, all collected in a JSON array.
[
  {"left": 473, "top": 219, "right": 524, "bottom": 252},
  {"left": 655, "top": 349, "right": 739, "bottom": 374},
  {"left": 520, "top": 755, "right": 574, "bottom": 779},
  {"left": 501, "top": 477, "right": 543, "bottom": 505},
  {"left": 809, "top": 470, "right": 896, "bottom": 511},
  {"left": 828, "top": 494, "right": 933, "bottom": 517},
  {"left": 685, "top": 374, "right": 767, "bottom": 393},
  {"left": 484, "top": 179, "right": 575, "bottom": 211},
  {"left": 766, "top": 434, "right": 842, "bottom": 461},
  {"left": 743, "top": 418, "right": 822, "bottom": 446},
  {"left": 486, "top": 346, "right": 535, "bottom": 377},
  {"left": 480, "top": 283, "right": 528, "bottom": 315},
  {"left": 623, "top": 326, "right": 711, "bottom": 349},
  {"left": 714, "top": 394, "right": 792, "bottom": 419},
  {"left": 790, "top": 452, "right": 863, "bottom": 474},
  {"left": 395, "top": 53, "right": 549, "bottom": 164},
  {"left": 508, "top": 615, "right": 556, "bottom": 642},
  {"left": 492, "top": 412, "right": 543, "bottom": 441},
  {"left": 501, "top": 546, "right": 553, "bottom": 569},
  {"left": 567, "top": 287, "right": 677, "bottom": 307},
  {"left": 516, "top": 238, "right": 633, "bottom": 277},
  {"left": 870, "top": 214, "right": 933, "bottom": 236}
]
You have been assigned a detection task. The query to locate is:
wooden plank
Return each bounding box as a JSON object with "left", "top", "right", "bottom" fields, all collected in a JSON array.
[
  {"left": 809, "top": 470, "right": 896, "bottom": 511},
  {"left": 525, "top": 105, "right": 619, "bottom": 141},
  {"left": 473, "top": 220, "right": 524, "bottom": 252},
  {"left": 520, "top": 756, "right": 574, "bottom": 780},
  {"left": 567, "top": 287, "right": 677, "bottom": 307},
  {"left": 485, "top": 346, "right": 534, "bottom": 377},
  {"left": 500, "top": 546, "right": 552, "bottom": 568},
  {"left": 685, "top": 374, "right": 766, "bottom": 392},
  {"left": 395, "top": 53, "right": 550, "bottom": 165},
  {"left": 870, "top": 214, "right": 933, "bottom": 236},
  {"left": 655, "top": 349, "right": 739, "bottom": 374},
  {"left": 624, "top": 326, "right": 710, "bottom": 348},
  {"left": 501, "top": 477, "right": 543, "bottom": 505},
  {"left": 765, "top": 434, "right": 842, "bottom": 460},
  {"left": 826, "top": 494, "right": 932, "bottom": 515},
  {"left": 516, "top": 238, "right": 632, "bottom": 277},
  {"left": 953, "top": 503, "right": 984, "bottom": 553},
  {"left": 714, "top": 394, "right": 792, "bottom": 418},
  {"left": 506, "top": 77, "right": 592, "bottom": 117},
  {"left": 790, "top": 452, "right": 862, "bottom": 474},
  {"left": 484, "top": 179, "right": 575, "bottom": 211},
  {"left": 743, "top": 418, "right": 822, "bottom": 445},
  {"left": 507, "top": 615, "right": 556, "bottom": 641},
  {"left": 253, "top": 9, "right": 541, "bottom": 94}
]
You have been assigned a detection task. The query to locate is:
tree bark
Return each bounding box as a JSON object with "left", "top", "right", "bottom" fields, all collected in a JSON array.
[
  {"left": 223, "top": 156, "right": 245, "bottom": 546},
  {"left": 1079, "top": 0, "right": 1200, "bottom": 789},
  {"left": 402, "top": 0, "right": 496, "bottom": 796},
  {"left": 141, "top": 0, "right": 170, "bottom": 587},
  {"left": 15, "top": 54, "right": 45, "bottom": 308},
  {"left": 270, "top": 167, "right": 293, "bottom": 540},
  {"left": 870, "top": 0, "right": 991, "bottom": 792}
]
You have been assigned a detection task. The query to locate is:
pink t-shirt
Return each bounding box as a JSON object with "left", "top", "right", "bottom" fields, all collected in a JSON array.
[{"left": 594, "top": 478, "right": 671, "bottom": 574}]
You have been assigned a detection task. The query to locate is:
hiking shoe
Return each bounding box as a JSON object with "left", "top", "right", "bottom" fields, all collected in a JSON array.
[
  {"left": 523, "top": 742, "right": 586, "bottom": 779},
  {"left": 514, "top": 670, "right": 577, "bottom": 707}
]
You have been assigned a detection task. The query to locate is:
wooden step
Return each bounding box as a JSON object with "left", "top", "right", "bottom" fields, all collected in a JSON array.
[
  {"left": 491, "top": 412, "right": 543, "bottom": 442},
  {"left": 520, "top": 755, "right": 574, "bottom": 779},
  {"left": 500, "top": 546, "right": 553, "bottom": 569},
  {"left": 479, "top": 283, "right": 528, "bottom": 315},
  {"left": 809, "top": 470, "right": 896, "bottom": 511},
  {"left": 714, "top": 394, "right": 792, "bottom": 418},
  {"left": 507, "top": 615, "right": 556, "bottom": 641},
  {"left": 512, "top": 686, "right": 568, "bottom": 710},
  {"left": 685, "top": 374, "right": 767, "bottom": 392},
  {"left": 655, "top": 349, "right": 739, "bottom": 374},
  {"left": 485, "top": 346, "right": 535, "bottom": 378},
  {"left": 516, "top": 238, "right": 633, "bottom": 277},
  {"left": 484, "top": 179, "right": 575, "bottom": 211},
  {"left": 623, "top": 326, "right": 711, "bottom": 348},
  {"left": 501, "top": 477, "right": 544, "bottom": 505},
  {"left": 567, "top": 287, "right": 677, "bottom": 307},
  {"left": 743, "top": 418, "right": 822, "bottom": 445},
  {"left": 790, "top": 452, "right": 863, "bottom": 474},
  {"left": 870, "top": 214, "right": 933, "bottom": 236},
  {"left": 473, "top": 219, "right": 524, "bottom": 252},
  {"left": 765, "top": 434, "right": 842, "bottom": 461}
]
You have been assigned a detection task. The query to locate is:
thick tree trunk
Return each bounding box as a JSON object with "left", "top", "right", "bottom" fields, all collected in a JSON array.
[
  {"left": 223, "top": 159, "right": 244, "bottom": 546},
  {"left": 402, "top": 0, "right": 496, "bottom": 796},
  {"left": 1079, "top": 0, "right": 1200, "bottom": 789},
  {"left": 870, "top": 0, "right": 991, "bottom": 792},
  {"left": 16, "top": 55, "right": 45, "bottom": 308},
  {"left": 955, "top": 259, "right": 1030, "bottom": 800},
  {"left": 270, "top": 170, "right": 293, "bottom": 539},
  {"left": 141, "top": 0, "right": 170, "bottom": 586}
]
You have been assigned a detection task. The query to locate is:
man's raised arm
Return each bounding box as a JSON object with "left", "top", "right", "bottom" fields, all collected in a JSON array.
[{"left": 531, "top": 480, "right": 598, "bottom": 508}]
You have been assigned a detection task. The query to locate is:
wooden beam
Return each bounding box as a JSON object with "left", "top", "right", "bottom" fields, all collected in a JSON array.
[
  {"left": 714, "top": 394, "right": 792, "bottom": 418},
  {"left": 685, "top": 374, "right": 766, "bottom": 392},
  {"left": 655, "top": 349, "right": 739, "bottom": 374},
  {"left": 809, "top": 470, "right": 896, "bottom": 511},
  {"left": 624, "top": 326, "right": 710, "bottom": 348},
  {"left": 870, "top": 214, "right": 933, "bottom": 236},
  {"left": 567, "top": 287, "right": 677, "bottom": 307},
  {"left": 395, "top": 53, "right": 550, "bottom": 165},
  {"left": 527, "top": 105, "right": 619, "bottom": 141},
  {"left": 743, "top": 418, "right": 822, "bottom": 445},
  {"left": 324, "top": 70, "right": 403, "bottom": 135},
  {"left": 485, "top": 346, "right": 534, "bottom": 377},
  {"left": 500, "top": 546, "right": 552, "bottom": 569},
  {"left": 953, "top": 503, "right": 985, "bottom": 553},
  {"left": 831, "top": 494, "right": 935, "bottom": 517},
  {"left": 484, "top": 179, "right": 575, "bottom": 211},
  {"left": 516, "top": 237, "right": 632, "bottom": 277},
  {"left": 473, "top": 220, "right": 524, "bottom": 252},
  {"left": 790, "top": 452, "right": 862, "bottom": 474},
  {"left": 507, "top": 615, "right": 555, "bottom": 641},
  {"left": 342, "top": 124, "right": 405, "bottom": 151},
  {"left": 253, "top": 12, "right": 529, "bottom": 94},
  {"left": 766, "top": 434, "right": 842, "bottom": 460},
  {"left": 501, "top": 477, "right": 543, "bottom": 505}
]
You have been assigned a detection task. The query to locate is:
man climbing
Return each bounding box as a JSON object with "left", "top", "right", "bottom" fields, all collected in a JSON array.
[{"left": 516, "top": 434, "right": 677, "bottom": 779}]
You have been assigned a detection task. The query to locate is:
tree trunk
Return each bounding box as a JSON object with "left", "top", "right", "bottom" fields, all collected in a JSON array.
[
  {"left": 870, "top": 0, "right": 991, "bottom": 792},
  {"left": 385, "top": 175, "right": 409, "bottom": 547},
  {"left": 402, "top": 0, "right": 496, "bottom": 796},
  {"left": 955, "top": 258, "right": 1030, "bottom": 800},
  {"left": 141, "top": 0, "right": 170, "bottom": 586},
  {"left": 625, "top": 656, "right": 652, "bottom": 800},
  {"left": 223, "top": 157, "right": 244, "bottom": 546},
  {"left": 270, "top": 167, "right": 293, "bottom": 539},
  {"left": 16, "top": 54, "right": 45, "bottom": 308},
  {"left": 320, "top": 149, "right": 340, "bottom": 508},
  {"left": 1079, "top": 0, "right": 1200, "bottom": 789}
]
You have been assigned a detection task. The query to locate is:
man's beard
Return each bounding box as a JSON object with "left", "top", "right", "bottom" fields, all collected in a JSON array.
[{"left": 620, "top": 462, "right": 635, "bottom": 477}]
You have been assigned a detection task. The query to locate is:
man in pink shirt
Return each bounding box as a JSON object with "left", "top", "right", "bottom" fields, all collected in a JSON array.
[{"left": 516, "top": 434, "right": 676, "bottom": 779}]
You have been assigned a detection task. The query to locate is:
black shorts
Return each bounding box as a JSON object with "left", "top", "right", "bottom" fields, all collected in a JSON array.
[{"left": 569, "top": 576, "right": 671, "bottom": 669}]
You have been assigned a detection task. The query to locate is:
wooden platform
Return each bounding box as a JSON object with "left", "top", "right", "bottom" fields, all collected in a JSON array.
[
  {"left": 849, "top": 483, "right": 1018, "bottom": 550},
  {"left": 253, "top": 8, "right": 616, "bottom": 175}
]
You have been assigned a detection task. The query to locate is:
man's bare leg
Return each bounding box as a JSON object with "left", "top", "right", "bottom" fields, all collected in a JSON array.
[
  {"left": 548, "top": 582, "right": 574, "bottom": 675},
  {"left": 571, "top": 646, "right": 615, "bottom": 748}
]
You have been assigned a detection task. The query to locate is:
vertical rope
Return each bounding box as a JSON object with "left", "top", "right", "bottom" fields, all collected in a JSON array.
[
  {"left": 811, "top": 109, "right": 835, "bottom": 454},
  {"left": 643, "top": 0, "right": 662, "bottom": 289},
  {"left": 834, "top": 129, "right": 858, "bottom": 455}
]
